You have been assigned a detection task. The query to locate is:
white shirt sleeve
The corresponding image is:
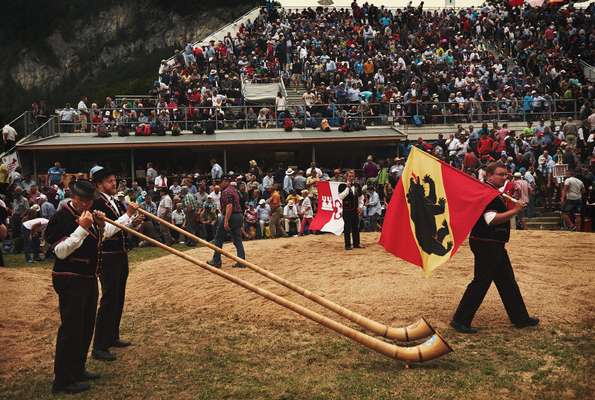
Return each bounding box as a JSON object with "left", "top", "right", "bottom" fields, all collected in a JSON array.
[
  {"left": 103, "top": 213, "right": 132, "bottom": 239},
  {"left": 483, "top": 211, "right": 497, "bottom": 225},
  {"left": 53, "top": 226, "right": 90, "bottom": 260},
  {"left": 339, "top": 186, "right": 350, "bottom": 200}
]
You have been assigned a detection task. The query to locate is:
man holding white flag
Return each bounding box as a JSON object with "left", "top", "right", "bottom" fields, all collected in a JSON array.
[{"left": 338, "top": 170, "right": 364, "bottom": 251}]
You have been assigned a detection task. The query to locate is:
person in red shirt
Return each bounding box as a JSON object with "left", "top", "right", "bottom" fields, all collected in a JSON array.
[
  {"left": 463, "top": 147, "right": 480, "bottom": 172},
  {"left": 544, "top": 25, "right": 555, "bottom": 45},
  {"left": 477, "top": 131, "right": 495, "bottom": 159}
]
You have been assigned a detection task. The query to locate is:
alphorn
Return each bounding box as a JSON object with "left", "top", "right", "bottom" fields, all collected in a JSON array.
[
  {"left": 98, "top": 214, "right": 453, "bottom": 363},
  {"left": 135, "top": 207, "right": 434, "bottom": 342}
]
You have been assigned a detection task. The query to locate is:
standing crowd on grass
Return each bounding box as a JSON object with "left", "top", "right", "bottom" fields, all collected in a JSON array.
[{"left": 1, "top": 115, "right": 594, "bottom": 267}]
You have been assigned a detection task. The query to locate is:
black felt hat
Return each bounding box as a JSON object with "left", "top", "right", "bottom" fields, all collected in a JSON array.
[
  {"left": 90, "top": 165, "right": 114, "bottom": 183},
  {"left": 69, "top": 180, "right": 96, "bottom": 200}
]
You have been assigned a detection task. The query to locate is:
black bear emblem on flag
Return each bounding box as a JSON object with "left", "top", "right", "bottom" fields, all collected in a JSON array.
[{"left": 406, "top": 174, "right": 453, "bottom": 256}]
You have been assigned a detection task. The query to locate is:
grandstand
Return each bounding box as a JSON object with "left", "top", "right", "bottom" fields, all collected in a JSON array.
[{"left": 13, "top": 0, "right": 594, "bottom": 180}]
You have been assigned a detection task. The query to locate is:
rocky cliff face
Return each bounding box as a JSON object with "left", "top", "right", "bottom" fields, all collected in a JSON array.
[{"left": 2, "top": 0, "right": 257, "bottom": 121}]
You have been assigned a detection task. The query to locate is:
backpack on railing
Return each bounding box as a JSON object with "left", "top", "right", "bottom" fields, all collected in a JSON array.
[
  {"left": 171, "top": 123, "right": 181, "bottom": 136},
  {"left": 117, "top": 124, "right": 129, "bottom": 137},
  {"left": 205, "top": 120, "right": 216, "bottom": 135},
  {"left": 97, "top": 123, "right": 110, "bottom": 137},
  {"left": 192, "top": 123, "right": 204, "bottom": 135},
  {"left": 154, "top": 124, "right": 166, "bottom": 136},
  {"left": 135, "top": 124, "right": 151, "bottom": 136}
]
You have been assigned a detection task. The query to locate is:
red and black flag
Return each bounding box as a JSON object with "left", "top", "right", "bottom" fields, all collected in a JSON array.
[{"left": 379, "top": 147, "right": 500, "bottom": 276}]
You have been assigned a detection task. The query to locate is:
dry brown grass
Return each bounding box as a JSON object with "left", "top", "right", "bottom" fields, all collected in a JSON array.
[{"left": 1, "top": 231, "right": 594, "bottom": 399}]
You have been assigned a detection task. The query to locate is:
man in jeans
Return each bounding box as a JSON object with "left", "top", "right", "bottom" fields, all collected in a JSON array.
[
  {"left": 207, "top": 177, "right": 245, "bottom": 268},
  {"left": 561, "top": 170, "right": 585, "bottom": 231},
  {"left": 157, "top": 188, "right": 174, "bottom": 245}
]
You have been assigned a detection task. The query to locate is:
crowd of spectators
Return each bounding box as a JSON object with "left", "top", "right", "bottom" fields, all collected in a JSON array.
[
  {"left": 1, "top": 1, "right": 594, "bottom": 266},
  {"left": 157, "top": 0, "right": 594, "bottom": 127},
  {"left": 43, "top": 1, "right": 593, "bottom": 135},
  {"left": 1, "top": 113, "right": 594, "bottom": 267}
]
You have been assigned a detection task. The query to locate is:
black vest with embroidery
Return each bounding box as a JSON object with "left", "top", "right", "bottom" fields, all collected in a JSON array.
[
  {"left": 93, "top": 194, "right": 127, "bottom": 253},
  {"left": 45, "top": 204, "right": 102, "bottom": 276},
  {"left": 339, "top": 183, "right": 359, "bottom": 212},
  {"left": 470, "top": 194, "right": 511, "bottom": 243}
]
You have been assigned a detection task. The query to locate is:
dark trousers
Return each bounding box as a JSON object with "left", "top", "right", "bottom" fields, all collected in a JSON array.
[
  {"left": 185, "top": 211, "right": 197, "bottom": 245},
  {"left": 342, "top": 211, "right": 360, "bottom": 248},
  {"left": 22, "top": 226, "right": 41, "bottom": 262},
  {"left": 212, "top": 213, "right": 245, "bottom": 265},
  {"left": 452, "top": 239, "right": 530, "bottom": 326},
  {"left": 94, "top": 253, "right": 129, "bottom": 350},
  {"left": 53, "top": 275, "right": 98, "bottom": 387}
]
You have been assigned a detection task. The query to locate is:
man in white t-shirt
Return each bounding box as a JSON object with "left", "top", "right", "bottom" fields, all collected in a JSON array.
[
  {"left": 305, "top": 161, "right": 322, "bottom": 177},
  {"left": 2, "top": 124, "right": 17, "bottom": 151},
  {"left": 561, "top": 171, "right": 585, "bottom": 231},
  {"left": 59, "top": 104, "right": 76, "bottom": 133},
  {"left": 157, "top": 188, "right": 173, "bottom": 245},
  {"left": 209, "top": 185, "right": 221, "bottom": 211},
  {"left": 302, "top": 90, "right": 316, "bottom": 107}
]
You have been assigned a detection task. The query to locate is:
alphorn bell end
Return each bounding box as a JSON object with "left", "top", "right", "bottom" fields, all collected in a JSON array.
[
  {"left": 385, "top": 317, "right": 435, "bottom": 342},
  {"left": 393, "top": 330, "right": 453, "bottom": 363}
]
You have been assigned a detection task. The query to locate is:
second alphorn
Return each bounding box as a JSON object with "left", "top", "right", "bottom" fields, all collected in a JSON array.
[
  {"left": 98, "top": 214, "right": 453, "bottom": 363},
  {"left": 135, "top": 207, "right": 435, "bottom": 342}
]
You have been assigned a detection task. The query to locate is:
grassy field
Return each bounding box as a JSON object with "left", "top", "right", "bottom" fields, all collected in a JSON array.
[
  {"left": 1, "top": 232, "right": 593, "bottom": 400},
  {"left": 1, "top": 321, "right": 592, "bottom": 400},
  {"left": 2, "top": 243, "right": 196, "bottom": 270}
]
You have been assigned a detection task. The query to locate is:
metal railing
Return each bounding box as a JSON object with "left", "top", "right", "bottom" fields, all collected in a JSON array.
[
  {"left": 17, "top": 116, "right": 58, "bottom": 145},
  {"left": 114, "top": 95, "right": 158, "bottom": 107},
  {"left": 4, "top": 111, "right": 36, "bottom": 141},
  {"left": 580, "top": 61, "right": 595, "bottom": 83},
  {"left": 47, "top": 98, "right": 582, "bottom": 134}
]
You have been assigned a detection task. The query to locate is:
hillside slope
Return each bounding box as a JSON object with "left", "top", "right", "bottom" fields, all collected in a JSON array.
[{"left": 0, "top": 0, "right": 259, "bottom": 122}]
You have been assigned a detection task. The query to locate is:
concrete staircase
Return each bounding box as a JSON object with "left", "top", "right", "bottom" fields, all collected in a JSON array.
[
  {"left": 284, "top": 82, "right": 306, "bottom": 106},
  {"left": 524, "top": 208, "right": 562, "bottom": 231}
]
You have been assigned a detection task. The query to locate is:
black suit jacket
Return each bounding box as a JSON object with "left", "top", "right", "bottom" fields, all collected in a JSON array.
[{"left": 92, "top": 194, "right": 127, "bottom": 253}]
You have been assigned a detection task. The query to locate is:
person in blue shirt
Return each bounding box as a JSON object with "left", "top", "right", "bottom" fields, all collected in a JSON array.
[
  {"left": 523, "top": 92, "right": 533, "bottom": 116},
  {"left": 47, "top": 162, "right": 65, "bottom": 186},
  {"left": 354, "top": 60, "right": 364, "bottom": 79}
]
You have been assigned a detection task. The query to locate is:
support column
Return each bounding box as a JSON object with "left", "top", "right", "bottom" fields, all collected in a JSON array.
[
  {"left": 311, "top": 145, "right": 316, "bottom": 163},
  {"left": 223, "top": 149, "right": 228, "bottom": 174},
  {"left": 33, "top": 151, "right": 38, "bottom": 183},
  {"left": 130, "top": 149, "right": 135, "bottom": 181}
]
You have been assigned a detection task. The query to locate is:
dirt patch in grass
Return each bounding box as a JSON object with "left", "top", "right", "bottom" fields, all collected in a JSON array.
[{"left": 0, "top": 231, "right": 593, "bottom": 399}]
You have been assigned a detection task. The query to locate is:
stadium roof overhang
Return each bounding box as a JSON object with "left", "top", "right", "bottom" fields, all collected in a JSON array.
[{"left": 16, "top": 127, "right": 405, "bottom": 151}]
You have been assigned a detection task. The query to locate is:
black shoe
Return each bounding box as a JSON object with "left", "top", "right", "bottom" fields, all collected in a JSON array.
[
  {"left": 111, "top": 339, "right": 131, "bottom": 348},
  {"left": 52, "top": 382, "right": 91, "bottom": 394},
  {"left": 353, "top": 245, "right": 365, "bottom": 249},
  {"left": 92, "top": 349, "right": 116, "bottom": 361},
  {"left": 79, "top": 370, "right": 101, "bottom": 381},
  {"left": 450, "top": 320, "right": 478, "bottom": 334},
  {"left": 232, "top": 263, "right": 246, "bottom": 269},
  {"left": 345, "top": 246, "right": 353, "bottom": 251},
  {"left": 514, "top": 317, "right": 540, "bottom": 329},
  {"left": 206, "top": 259, "right": 221, "bottom": 268}
]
